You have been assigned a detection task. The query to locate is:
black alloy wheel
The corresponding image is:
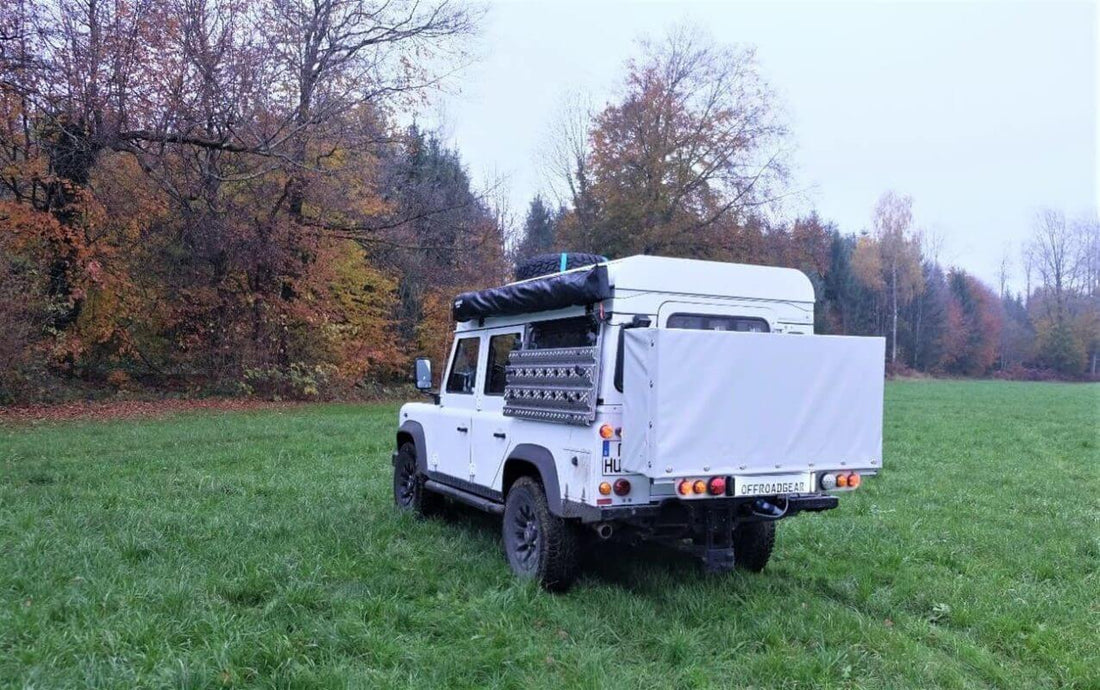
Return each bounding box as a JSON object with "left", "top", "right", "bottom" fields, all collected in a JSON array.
[
  {"left": 392, "top": 442, "right": 439, "bottom": 516},
  {"left": 502, "top": 477, "right": 580, "bottom": 590}
]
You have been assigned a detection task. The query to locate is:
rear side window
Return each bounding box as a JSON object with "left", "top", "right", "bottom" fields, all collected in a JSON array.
[
  {"left": 667, "top": 313, "right": 770, "bottom": 332},
  {"left": 526, "top": 315, "right": 599, "bottom": 350},
  {"left": 485, "top": 332, "right": 521, "bottom": 395},
  {"left": 445, "top": 337, "right": 481, "bottom": 394}
]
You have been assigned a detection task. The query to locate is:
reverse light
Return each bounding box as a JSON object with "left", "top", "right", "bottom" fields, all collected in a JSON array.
[
  {"left": 599, "top": 424, "right": 615, "bottom": 439},
  {"left": 819, "top": 473, "right": 837, "bottom": 491},
  {"left": 613, "top": 478, "right": 631, "bottom": 496},
  {"left": 692, "top": 479, "right": 707, "bottom": 495},
  {"left": 707, "top": 476, "right": 726, "bottom": 495},
  {"left": 598, "top": 481, "right": 612, "bottom": 496}
]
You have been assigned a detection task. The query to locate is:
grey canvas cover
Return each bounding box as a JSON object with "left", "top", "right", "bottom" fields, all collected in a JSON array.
[{"left": 622, "top": 329, "right": 885, "bottom": 477}]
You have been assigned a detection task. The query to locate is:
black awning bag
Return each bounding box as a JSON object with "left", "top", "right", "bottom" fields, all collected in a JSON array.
[{"left": 452, "top": 265, "right": 610, "bottom": 322}]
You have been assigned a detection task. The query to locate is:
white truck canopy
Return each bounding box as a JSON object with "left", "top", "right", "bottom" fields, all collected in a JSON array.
[
  {"left": 621, "top": 329, "right": 885, "bottom": 477},
  {"left": 451, "top": 255, "right": 817, "bottom": 333},
  {"left": 606, "top": 256, "right": 816, "bottom": 303}
]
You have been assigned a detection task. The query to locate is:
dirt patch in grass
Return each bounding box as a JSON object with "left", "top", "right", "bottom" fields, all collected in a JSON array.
[{"left": 0, "top": 397, "right": 304, "bottom": 425}]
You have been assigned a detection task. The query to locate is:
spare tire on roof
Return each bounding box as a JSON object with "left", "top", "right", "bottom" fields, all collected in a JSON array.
[{"left": 515, "top": 252, "right": 606, "bottom": 281}]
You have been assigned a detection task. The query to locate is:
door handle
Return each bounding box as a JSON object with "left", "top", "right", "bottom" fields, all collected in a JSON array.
[
  {"left": 493, "top": 432, "right": 506, "bottom": 439},
  {"left": 456, "top": 426, "right": 468, "bottom": 433}
]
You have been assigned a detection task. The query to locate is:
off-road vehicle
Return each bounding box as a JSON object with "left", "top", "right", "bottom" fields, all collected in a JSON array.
[{"left": 394, "top": 253, "right": 885, "bottom": 589}]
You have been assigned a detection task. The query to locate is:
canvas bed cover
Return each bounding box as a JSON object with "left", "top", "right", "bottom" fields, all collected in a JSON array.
[{"left": 621, "top": 329, "right": 886, "bottom": 478}]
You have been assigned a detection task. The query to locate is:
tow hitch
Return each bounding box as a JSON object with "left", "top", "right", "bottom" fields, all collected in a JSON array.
[{"left": 695, "top": 506, "right": 736, "bottom": 573}]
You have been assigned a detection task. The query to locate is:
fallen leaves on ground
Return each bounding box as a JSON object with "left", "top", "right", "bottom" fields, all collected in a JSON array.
[{"left": 0, "top": 398, "right": 304, "bottom": 425}]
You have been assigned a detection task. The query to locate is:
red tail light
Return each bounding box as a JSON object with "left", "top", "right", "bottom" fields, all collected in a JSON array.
[
  {"left": 613, "top": 478, "right": 631, "bottom": 496},
  {"left": 708, "top": 476, "right": 726, "bottom": 495}
]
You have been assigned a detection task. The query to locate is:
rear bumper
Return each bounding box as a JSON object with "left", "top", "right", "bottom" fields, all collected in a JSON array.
[{"left": 563, "top": 492, "right": 840, "bottom": 524}]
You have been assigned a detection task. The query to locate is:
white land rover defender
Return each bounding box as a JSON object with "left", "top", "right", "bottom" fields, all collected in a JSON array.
[{"left": 395, "top": 253, "right": 885, "bottom": 589}]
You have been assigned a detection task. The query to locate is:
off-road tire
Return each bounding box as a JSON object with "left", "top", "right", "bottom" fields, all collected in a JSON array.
[
  {"left": 502, "top": 477, "right": 580, "bottom": 591},
  {"left": 515, "top": 252, "right": 605, "bottom": 281},
  {"left": 393, "top": 442, "right": 441, "bottom": 517},
  {"left": 732, "top": 521, "right": 777, "bottom": 573}
]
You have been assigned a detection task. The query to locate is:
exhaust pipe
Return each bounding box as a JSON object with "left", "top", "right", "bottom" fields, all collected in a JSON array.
[{"left": 593, "top": 523, "right": 614, "bottom": 540}]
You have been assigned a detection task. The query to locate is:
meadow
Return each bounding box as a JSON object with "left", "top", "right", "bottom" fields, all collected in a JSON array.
[{"left": 1, "top": 381, "right": 1097, "bottom": 689}]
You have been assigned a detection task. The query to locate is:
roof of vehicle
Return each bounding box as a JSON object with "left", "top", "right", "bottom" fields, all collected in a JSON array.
[
  {"left": 452, "top": 255, "right": 816, "bottom": 331},
  {"left": 604, "top": 255, "right": 815, "bottom": 303}
]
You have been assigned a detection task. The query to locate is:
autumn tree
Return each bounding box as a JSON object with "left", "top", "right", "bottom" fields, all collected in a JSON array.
[
  {"left": 1027, "top": 209, "right": 1089, "bottom": 375},
  {"left": 852, "top": 192, "right": 923, "bottom": 363},
  {"left": 0, "top": 0, "right": 485, "bottom": 398},
  {"left": 943, "top": 270, "right": 1002, "bottom": 375},
  {"left": 375, "top": 126, "right": 504, "bottom": 357},
  {"left": 556, "top": 26, "right": 787, "bottom": 258}
]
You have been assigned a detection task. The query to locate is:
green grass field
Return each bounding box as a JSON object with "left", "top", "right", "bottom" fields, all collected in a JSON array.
[{"left": 1, "top": 381, "right": 1097, "bottom": 689}]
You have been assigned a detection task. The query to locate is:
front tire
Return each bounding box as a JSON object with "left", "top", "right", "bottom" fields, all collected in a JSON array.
[
  {"left": 733, "top": 521, "right": 777, "bottom": 572},
  {"left": 502, "top": 477, "right": 580, "bottom": 591},
  {"left": 393, "top": 442, "right": 441, "bottom": 516}
]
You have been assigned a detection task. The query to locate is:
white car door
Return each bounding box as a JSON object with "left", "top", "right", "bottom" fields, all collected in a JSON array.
[
  {"left": 432, "top": 334, "right": 482, "bottom": 481},
  {"left": 471, "top": 329, "right": 522, "bottom": 489}
]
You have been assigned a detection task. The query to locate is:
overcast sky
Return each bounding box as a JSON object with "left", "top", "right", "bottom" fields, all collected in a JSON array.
[{"left": 427, "top": 0, "right": 1097, "bottom": 291}]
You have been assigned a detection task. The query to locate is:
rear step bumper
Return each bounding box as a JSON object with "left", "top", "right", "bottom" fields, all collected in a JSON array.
[
  {"left": 563, "top": 493, "right": 840, "bottom": 523},
  {"left": 783, "top": 493, "right": 840, "bottom": 514}
]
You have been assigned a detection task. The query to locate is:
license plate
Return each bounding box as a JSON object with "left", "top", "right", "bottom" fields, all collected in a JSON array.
[
  {"left": 734, "top": 473, "right": 810, "bottom": 497},
  {"left": 601, "top": 441, "right": 623, "bottom": 475}
]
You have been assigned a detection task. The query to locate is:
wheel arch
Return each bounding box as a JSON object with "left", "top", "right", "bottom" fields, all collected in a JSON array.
[
  {"left": 502, "top": 444, "right": 563, "bottom": 516},
  {"left": 396, "top": 420, "right": 427, "bottom": 472}
]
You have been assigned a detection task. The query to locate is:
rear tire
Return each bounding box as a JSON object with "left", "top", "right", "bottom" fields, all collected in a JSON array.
[
  {"left": 393, "top": 442, "right": 441, "bottom": 517},
  {"left": 514, "top": 252, "right": 605, "bottom": 281},
  {"left": 733, "top": 521, "right": 776, "bottom": 572},
  {"left": 502, "top": 477, "right": 580, "bottom": 591}
]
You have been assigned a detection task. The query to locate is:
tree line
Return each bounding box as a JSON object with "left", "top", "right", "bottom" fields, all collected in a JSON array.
[
  {"left": 517, "top": 28, "right": 1099, "bottom": 381},
  {"left": 0, "top": 7, "right": 1095, "bottom": 403},
  {"left": 0, "top": 0, "right": 505, "bottom": 401}
]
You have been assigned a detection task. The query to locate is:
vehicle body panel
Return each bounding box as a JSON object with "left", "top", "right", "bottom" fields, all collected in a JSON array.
[{"left": 621, "top": 328, "right": 885, "bottom": 479}]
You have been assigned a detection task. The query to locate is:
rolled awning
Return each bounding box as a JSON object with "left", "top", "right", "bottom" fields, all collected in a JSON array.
[{"left": 452, "top": 265, "right": 610, "bottom": 322}]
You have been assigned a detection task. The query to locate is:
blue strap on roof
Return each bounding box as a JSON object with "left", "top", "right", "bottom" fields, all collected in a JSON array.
[{"left": 559, "top": 252, "right": 568, "bottom": 272}]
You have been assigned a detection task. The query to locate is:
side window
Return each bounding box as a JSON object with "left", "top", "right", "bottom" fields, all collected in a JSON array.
[
  {"left": 445, "top": 337, "right": 481, "bottom": 394},
  {"left": 667, "top": 313, "right": 770, "bottom": 332},
  {"left": 526, "top": 315, "right": 599, "bottom": 349},
  {"left": 485, "top": 332, "right": 521, "bottom": 395}
]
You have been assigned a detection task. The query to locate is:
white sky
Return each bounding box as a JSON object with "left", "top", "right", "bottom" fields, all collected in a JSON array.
[{"left": 428, "top": 0, "right": 1098, "bottom": 292}]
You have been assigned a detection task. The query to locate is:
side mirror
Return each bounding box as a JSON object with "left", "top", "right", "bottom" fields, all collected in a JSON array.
[{"left": 414, "top": 357, "right": 433, "bottom": 390}]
